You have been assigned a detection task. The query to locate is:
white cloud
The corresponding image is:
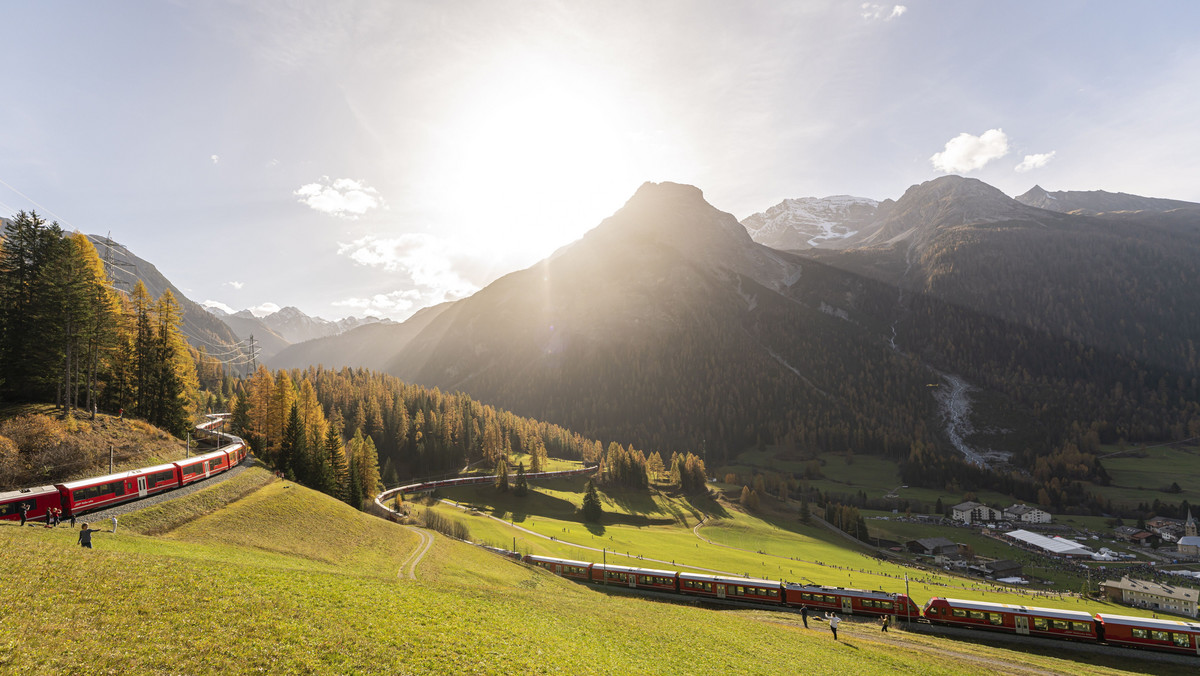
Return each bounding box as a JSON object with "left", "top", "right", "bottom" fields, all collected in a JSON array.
[
  {"left": 202, "top": 300, "right": 234, "bottom": 314},
  {"left": 930, "top": 129, "right": 1010, "bottom": 173},
  {"left": 336, "top": 233, "right": 479, "bottom": 316},
  {"left": 224, "top": 281, "right": 244, "bottom": 290},
  {"left": 248, "top": 302, "right": 280, "bottom": 317},
  {"left": 210, "top": 155, "right": 220, "bottom": 164},
  {"left": 266, "top": 159, "right": 280, "bottom": 169},
  {"left": 333, "top": 290, "right": 425, "bottom": 318},
  {"left": 861, "top": 3, "right": 907, "bottom": 20},
  {"left": 294, "top": 177, "right": 385, "bottom": 218},
  {"left": 1015, "top": 151, "right": 1057, "bottom": 173}
]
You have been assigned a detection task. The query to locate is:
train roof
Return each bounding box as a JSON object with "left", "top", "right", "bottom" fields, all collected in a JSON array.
[
  {"left": 1096, "top": 613, "right": 1200, "bottom": 631},
  {"left": 678, "top": 572, "right": 780, "bottom": 587},
  {"left": 525, "top": 555, "right": 594, "bottom": 568},
  {"left": 785, "top": 584, "right": 903, "bottom": 600},
  {"left": 931, "top": 597, "right": 1095, "bottom": 622},
  {"left": 592, "top": 563, "right": 678, "bottom": 577},
  {"left": 0, "top": 485, "right": 59, "bottom": 502},
  {"left": 58, "top": 463, "right": 175, "bottom": 490},
  {"left": 176, "top": 449, "right": 231, "bottom": 465}
]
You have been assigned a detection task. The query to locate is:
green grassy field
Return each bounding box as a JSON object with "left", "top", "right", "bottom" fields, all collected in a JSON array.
[
  {"left": 1, "top": 467, "right": 1189, "bottom": 674},
  {"left": 1090, "top": 443, "right": 1200, "bottom": 507},
  {"left": 431, "top": 478, "right": 1167, "bottom": 623}
]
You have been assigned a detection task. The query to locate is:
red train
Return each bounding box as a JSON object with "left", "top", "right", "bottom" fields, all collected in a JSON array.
[
  {"left": 525, "top": 554, "right": 1200, "bottom": 657},
  {"left": 524, "top": 554, "right": 919, "bottom": 619},
  {"left": 0, "top": 415, "right": 247, "bottom": 524}
]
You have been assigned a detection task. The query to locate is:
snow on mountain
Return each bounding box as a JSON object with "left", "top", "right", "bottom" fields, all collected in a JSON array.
[
  {"left": 741, "top": 195, "right": 879, "bottom": 250},
  {"left": 202, "top": 303, "right": 389, "bottom": 348}
]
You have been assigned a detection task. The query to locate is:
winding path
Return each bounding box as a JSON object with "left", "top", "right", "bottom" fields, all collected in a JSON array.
[{"left": 397, "top": 526, "right": 434, "bottom": 580}]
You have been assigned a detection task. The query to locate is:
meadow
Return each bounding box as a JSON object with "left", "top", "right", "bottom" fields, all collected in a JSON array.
[{"left": 1, "top": 467, "right": 1182, "bottom": 674}]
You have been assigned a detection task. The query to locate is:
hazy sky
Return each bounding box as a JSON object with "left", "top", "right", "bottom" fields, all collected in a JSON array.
[{"left": 3, "top": 1, "right": 1198, "bottom": 322}]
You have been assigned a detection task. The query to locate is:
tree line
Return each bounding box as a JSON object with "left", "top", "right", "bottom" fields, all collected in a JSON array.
[{"left": 0, "top": 212, "right": 199, "bottom": 434}]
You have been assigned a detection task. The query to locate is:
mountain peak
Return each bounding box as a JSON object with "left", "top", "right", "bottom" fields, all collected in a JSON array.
[{"left": 1014, "top": 185, "right": 1199, "bottom": 215}]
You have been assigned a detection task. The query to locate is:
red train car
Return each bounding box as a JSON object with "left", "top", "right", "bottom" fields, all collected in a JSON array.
[
  {"left": 677, "top": 572, "right": 783, "bottom": 604},
  {"left": 0, "top": 485, "right": 61, "bottom": 523},
  {"left": 1097, "top": 613, "right": 1200, "bottom": 655},
  {"left": 175, "top": 449, "right": 230, "bottom": 486},
  {"left": 924, "top": 598, "right": 1099, "bottom": 642},
  {"left": 58, "top": 469, "right": 155, "bottom": 516},
  {"left": 524, "top": 554, "right": 593, "bottom": 581},
  {"left": 589, "top": 563, "right": 679, "bottom": 592},
  {"left": 785, "top": 583, "right": 920, "bottom": 617}
]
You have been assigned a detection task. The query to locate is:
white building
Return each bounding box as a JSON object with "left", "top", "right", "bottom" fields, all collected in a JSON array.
[
  {"left": 1003, "top": 503, "right": 1052, "bottom": 524},
  {"left": 952, "top": 501, "right": 1002, "bottom": 524}
]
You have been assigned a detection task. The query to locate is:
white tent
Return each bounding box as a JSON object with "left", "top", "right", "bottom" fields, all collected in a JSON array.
[{"left": 1006, "top": 529, "right": 1095, "bottom": 557}]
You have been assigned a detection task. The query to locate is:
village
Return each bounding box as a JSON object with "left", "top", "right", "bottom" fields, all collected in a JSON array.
[{"left": 871, "top": 501, "right": 1200, "bottom": 620}]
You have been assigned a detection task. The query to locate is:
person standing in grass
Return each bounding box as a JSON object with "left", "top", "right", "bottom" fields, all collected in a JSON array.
[
  {"left": 18, "top": 502, "right": 28, "bottom": 526},
  {"left": 880, "top": 615, "right": 890, "bottom": 632},
  {"left": 800, "top": 605, "right": 809, "bottom": 628},
  {"left": 825, "top": 612, "right": 840, "bottom": 640},
  {"left": 78, "top": 523, "right": 102, "bottom": 549},
  {"left": 111, "top": 515, "right": 118, "bottom": 533}
]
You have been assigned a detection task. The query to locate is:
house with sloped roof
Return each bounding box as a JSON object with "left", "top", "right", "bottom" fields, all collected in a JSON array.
[{"left": 1101, "top": 576, "right": 1199, "bottom": 618}]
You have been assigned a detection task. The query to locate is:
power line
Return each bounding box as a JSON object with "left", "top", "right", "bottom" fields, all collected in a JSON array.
[{"left": 0, "top": 176, "right": 75, "bottom": 229}]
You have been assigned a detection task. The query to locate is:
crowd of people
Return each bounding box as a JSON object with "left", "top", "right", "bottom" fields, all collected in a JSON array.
[{"left": 12, "top": 501, "right": 117, "bottom": 548}]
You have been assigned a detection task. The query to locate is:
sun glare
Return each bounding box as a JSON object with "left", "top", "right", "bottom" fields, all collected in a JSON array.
[{"left": 427, "top": 60, "right": 677, "bottom": 262}]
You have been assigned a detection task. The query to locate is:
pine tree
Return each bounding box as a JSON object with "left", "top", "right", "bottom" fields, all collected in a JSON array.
[
  {"left": 324, "top": 416, "right": 349, "bottom": 501},
  {"left": 494, "top": 456, "right": 510, "bottom": 492},
  {"left": 582, "top": 480, "right": 603, "bottom": 522},
  {"left": 280, "top": 403, "right": 303, "bottom": 481},
  {"left": 0, "top": 211, "right": 64, "bottom": 401},
  {"left": 514, "top": 462, "right": 528, "bottom": 496}
]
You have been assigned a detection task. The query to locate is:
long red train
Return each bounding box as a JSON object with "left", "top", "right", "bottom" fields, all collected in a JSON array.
[
  {"left": 526, "top": 554, "right": 1200, "bottom": 657},
  {"left": 0, "top": 415, "right": 247, "bottom": 524}
]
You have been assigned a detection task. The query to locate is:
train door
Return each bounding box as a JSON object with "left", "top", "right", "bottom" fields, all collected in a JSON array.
[
  {"left": 628, "top": 576, "right": 636, "bottom": 589},
  {"left": 716, "top": 584, "right": 726, "bottom": 599},
  {"left": 137, "top": 477, "right": 147, "bottom": 498},
  {"left": 1015, "top": 616, "right": 1029, "bottom": 635},
  {"left": 204, "top": 461, "right": 211, "bottom": 478},
  {"left": 841, "top": 597, "right": 853, "bottom": 614}
]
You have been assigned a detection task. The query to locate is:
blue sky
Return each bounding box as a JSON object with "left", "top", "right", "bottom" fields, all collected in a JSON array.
[{"left": 3, "top": 1, "right": 1198, "bottom": 321}]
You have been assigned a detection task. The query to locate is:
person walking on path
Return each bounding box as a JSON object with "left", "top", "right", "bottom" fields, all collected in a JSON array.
[
  {"left": 800, "top": 605, "right": 809, "bottom": 628},
  {"left": 880, "top": 615, "right": 890, "bottom": 632},
  {"left": 18, "top": 502, "right": 28, "bottom": 526},
  {"left": 78, "top": 523, "right": 102, "bottom": 549},
  {"left": 826, "top": 612, "right": 840, "bottom": 640}
]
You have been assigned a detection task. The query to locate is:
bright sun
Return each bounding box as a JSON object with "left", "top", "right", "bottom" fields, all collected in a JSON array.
[{"left": 428, "top": 59, "right": 682, "bottom": 261}]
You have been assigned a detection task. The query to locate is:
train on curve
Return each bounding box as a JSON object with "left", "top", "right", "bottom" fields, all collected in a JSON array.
[
  {"left": 525, "top": 554, "right": 1200, "bottom": 657},
  {"left": 0, "top": 415, "right": 247, "bottom": 524}
]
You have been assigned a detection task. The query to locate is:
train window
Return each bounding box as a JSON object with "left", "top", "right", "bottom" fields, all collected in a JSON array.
[
  {"left": 767, "top": 589, "right": 778, "bottom": 598},
  {"left": 1151, "top": 630, "right": 1169, "bottom": 642},
  {"left": 989, "top": 613, "right": 1003, "bottom": 626},
  {"left": 1033, "top": 618, "right": 1048, "bottom": 630},
  {"left": 969, "top": 611, "right": 985, "bottom": 620},
  {"left": 825, "top": 595, "right": 837, "bottom": 604},
  {"left": 1071, "top": 622, "right": 1091, "bottom": 633},
  {"left": 801, "top": 593, "right": 813, "bottom": 601},
  {"left": 1131, "top": 628, "right": 1148, "bottom": 639},
  {"left": 1051, "top": 620, "right": 1067, "bottom": 630},
  {"left": 1172, "top": 633, "right": 1191, "bottom": 647},
  {"left": 862, "top": 600, "right": 875, "bottom": 608},
  {"left": 952, "top": 609, "right": 967, "bottom": 618}
]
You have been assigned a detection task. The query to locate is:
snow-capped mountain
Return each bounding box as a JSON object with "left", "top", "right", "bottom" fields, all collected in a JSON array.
[
  {"left": 201, "top": 304, "right": 389, "bottom": 360},
  {"left": 740, "top": 195, "right": 879, "bottom": 250}
]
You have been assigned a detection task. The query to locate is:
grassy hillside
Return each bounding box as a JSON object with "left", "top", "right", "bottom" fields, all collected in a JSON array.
[
  {"left": 425, "top": 478, "right": 1171, "bottom": 624},
  {"left": 3, "top": 468, "right": 1182, "bottom": 674}
]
